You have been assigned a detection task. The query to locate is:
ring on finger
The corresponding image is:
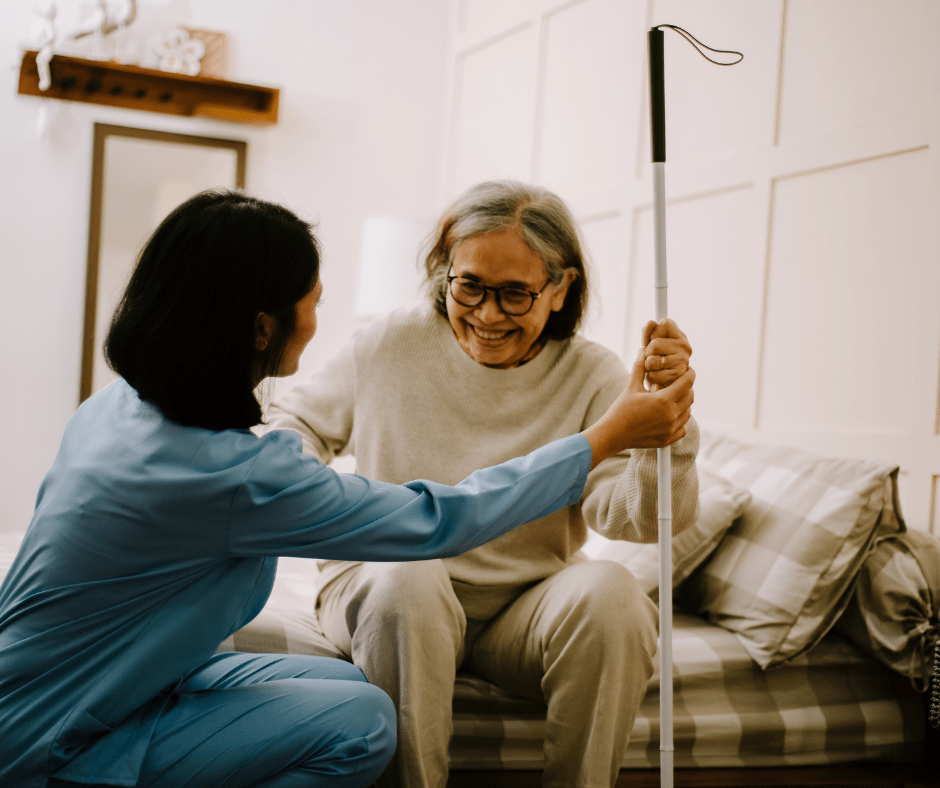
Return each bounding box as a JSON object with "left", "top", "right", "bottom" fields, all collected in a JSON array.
[{"left": 660, "top": 355, "right": 666, "bottom": 370}]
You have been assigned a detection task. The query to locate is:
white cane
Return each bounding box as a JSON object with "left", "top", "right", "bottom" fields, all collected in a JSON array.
[{"left": 646, "top": 25, "right": 742, "bottom": 788}]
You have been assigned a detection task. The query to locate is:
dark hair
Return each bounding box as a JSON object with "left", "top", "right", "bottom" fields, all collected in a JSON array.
[
  {"left": 423, "top": 180, "right": 589, "bottom": 341},
  {"left": 105, "top": 189, "right": 320, "bottom": 431}
]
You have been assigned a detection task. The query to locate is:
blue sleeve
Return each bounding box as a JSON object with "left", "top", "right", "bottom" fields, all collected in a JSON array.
[{"left": 228, "top": 431, "right": 591, "bottom": 560}]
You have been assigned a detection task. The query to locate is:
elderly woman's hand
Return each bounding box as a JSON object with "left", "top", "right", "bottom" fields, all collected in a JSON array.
[
  {"left": 582, "top": 349, "right": 694, "bottom": 470},
  {"left": 641, "top": 319, "right": 692, "bottom": 391}
]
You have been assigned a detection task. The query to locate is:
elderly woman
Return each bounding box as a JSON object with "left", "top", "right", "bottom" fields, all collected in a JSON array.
[{"left": 266, "top": 180, "right": 699, "bottom": 788}]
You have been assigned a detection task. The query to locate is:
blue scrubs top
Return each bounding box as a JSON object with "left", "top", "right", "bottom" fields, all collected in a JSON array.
[{"left": 0, "top": 380, "right": 590, "bottom": 786}]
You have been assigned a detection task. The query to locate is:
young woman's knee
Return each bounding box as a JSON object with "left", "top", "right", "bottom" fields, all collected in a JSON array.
[{"left": 343, "top": 683, "right": 398, "bottom": 777}]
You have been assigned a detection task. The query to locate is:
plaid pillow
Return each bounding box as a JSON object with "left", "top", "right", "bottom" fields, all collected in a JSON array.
[
  {"left": 833, "top": 529, "right": 940, "bottom": 691},
  {"left": 677, "top": 432, "right": 902, "bottom": 669},
  {"left": 584, "top": 467, "right": 751, "bottom": 604}
]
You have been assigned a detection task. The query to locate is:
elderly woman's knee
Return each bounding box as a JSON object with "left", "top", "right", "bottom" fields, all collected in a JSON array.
[
  {"left": 358, "top": 560, "right": 450, "bottom": 601},
  {"left": 348, "top": 559, "right": 461, "bottom": 628},
  {"left": 561, "top": 560, "right": 658, "bottom": 632}
]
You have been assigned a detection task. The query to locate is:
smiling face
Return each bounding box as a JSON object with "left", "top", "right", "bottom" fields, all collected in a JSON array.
[{"left": 446, "top": 227, "right": 574, "bottom": 368}]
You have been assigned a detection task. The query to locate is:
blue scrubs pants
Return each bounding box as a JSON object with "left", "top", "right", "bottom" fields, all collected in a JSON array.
[{"left": 50, "top": 652, "right": 396, "bottom": 788}]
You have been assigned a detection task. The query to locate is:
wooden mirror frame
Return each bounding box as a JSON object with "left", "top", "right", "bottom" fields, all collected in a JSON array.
[{"left": 81, "top": 123, "right": 246, "bottom": 403}]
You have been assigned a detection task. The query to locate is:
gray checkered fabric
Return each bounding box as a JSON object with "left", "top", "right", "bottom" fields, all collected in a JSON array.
[
  {"left": 679, "top": 432, "right": 902, "bottom": 669},
  {"left": 448, "top": 611, "right": 923, "bottom": 768},
  {"left": 834, "top": 529, "right": 940, "bottom": 691}
]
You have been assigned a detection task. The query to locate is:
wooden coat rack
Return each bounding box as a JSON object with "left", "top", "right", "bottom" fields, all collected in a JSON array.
[{"left": 18, "top": 50, "right": 279, "bottom": 125}]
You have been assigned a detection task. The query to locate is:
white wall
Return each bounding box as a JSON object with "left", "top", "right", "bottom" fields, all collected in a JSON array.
[{"left": 0, "top": 0, "right": 450, "bottom": 532}]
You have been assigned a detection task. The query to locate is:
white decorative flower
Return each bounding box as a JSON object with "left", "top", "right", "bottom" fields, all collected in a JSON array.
[{"left": 153, "top": 28, "right": 205, "bottom": 76}]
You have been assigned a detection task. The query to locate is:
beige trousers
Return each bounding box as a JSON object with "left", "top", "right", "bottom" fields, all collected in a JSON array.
[{"left": 316, "top": 559, "right": 658, "bottom": 788}]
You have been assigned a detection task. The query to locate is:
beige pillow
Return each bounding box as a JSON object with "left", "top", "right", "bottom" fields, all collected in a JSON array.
[
  {"left": 833, "top": 529, "right": 940, "bottom": 691},
  {"left": 589, "top": 467, "right": 750, "bottom": 604},
  {"left": 676, "top": 431, "right": 902, "bottom": 670}
]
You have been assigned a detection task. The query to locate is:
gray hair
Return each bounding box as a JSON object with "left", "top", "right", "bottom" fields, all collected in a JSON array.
[{"left": 423, "top": 180, "right": 589, "bottom": 340}]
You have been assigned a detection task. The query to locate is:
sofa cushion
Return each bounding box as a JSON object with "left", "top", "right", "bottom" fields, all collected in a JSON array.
[
  {"left": 585, "top": 467, "right": 751, "bottom": 604},
  {"left": 676, "top": 431, "right": 902, "bottom": 669}
]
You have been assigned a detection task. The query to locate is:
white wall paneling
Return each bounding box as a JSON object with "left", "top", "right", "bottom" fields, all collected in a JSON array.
[
  {"left": 578, "top": 211, "right": 630, "bottom": 356},
  {"left": 448, "top": 23, "right": 541, "bottom": 194},
  {"left": 931, "top": 476, "right": 938, "bottom": 534},
  {"left": 443, "top": 0, "right": 940, "bottom": 532},
  {"left": 631, "top": 185, "right": 763, "bottom": 433},
  {"left": 757, "top": 148, "right": 933, "bottom": 437},
  {"left": 459, "top": 0, "right": 541, "bottom": 40},
  {"left": 776, "top": 0, "right": 935, "bottom": 145},
  {"left": 536, "top": 0, "right": 635, "bottom": 202}
]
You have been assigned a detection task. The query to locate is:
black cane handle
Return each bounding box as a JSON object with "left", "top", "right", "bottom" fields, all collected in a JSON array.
[
  {"left": 648, "top": 28, "right": 666, "bottom": 164},
  {"left": 648, "top": 24, "right": 743, "bottom": 165}
]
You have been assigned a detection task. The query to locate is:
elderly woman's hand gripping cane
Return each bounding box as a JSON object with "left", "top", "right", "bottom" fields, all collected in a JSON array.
[{"left": 642, "top": 318, "right": 692, "bottom": 392}]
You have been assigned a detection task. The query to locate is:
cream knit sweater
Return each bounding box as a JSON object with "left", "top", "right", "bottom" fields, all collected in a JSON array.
[{"left": 266, "top": 306, "right": 699, "bottom": 619}]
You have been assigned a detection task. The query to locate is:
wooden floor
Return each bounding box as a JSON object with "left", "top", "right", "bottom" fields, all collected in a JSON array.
[{"left": 444, "top": 764, "right": 940, "bottom": 788}]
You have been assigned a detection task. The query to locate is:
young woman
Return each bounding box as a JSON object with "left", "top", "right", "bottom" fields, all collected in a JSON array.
[{"left": 0, "top": 189, "right": 693, "bottom": 788}]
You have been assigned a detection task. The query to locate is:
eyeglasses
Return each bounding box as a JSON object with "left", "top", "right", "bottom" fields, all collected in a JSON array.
[{"left": 446, "top": 271, "right": 551, "bottom": 316}]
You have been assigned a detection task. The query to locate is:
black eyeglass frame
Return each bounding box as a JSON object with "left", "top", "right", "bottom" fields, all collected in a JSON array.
[{"left": 446, "top": 269, "right": 552, "bottom": 316}]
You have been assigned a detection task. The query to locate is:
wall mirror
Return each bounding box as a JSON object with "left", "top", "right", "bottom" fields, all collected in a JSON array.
[{"left": 81, "top": 124, "right": 246, "bottom": 402}]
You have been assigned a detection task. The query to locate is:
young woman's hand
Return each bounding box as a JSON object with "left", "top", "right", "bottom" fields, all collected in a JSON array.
[{"left": 582, "top": 348, "right": 694, "bottom": 470}]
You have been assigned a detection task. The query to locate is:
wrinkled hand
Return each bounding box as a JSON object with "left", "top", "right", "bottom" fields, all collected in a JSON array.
[
  {"left": 582, "top": 348, "right": 695, "bottom": 469},
  {"left": 641, "top": 318, "right": 692, "bottom": 391}
]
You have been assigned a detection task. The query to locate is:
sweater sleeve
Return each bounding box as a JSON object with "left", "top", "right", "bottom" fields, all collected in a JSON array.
[
  {"left": 227, "top": 430, "right": 592, "bottom": 561},
  {"left": 263, "top": 339, "right": 358, "bottom": 462},
  {"left": 579, "top": 365, "right": 700, "bottom": 543}
]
